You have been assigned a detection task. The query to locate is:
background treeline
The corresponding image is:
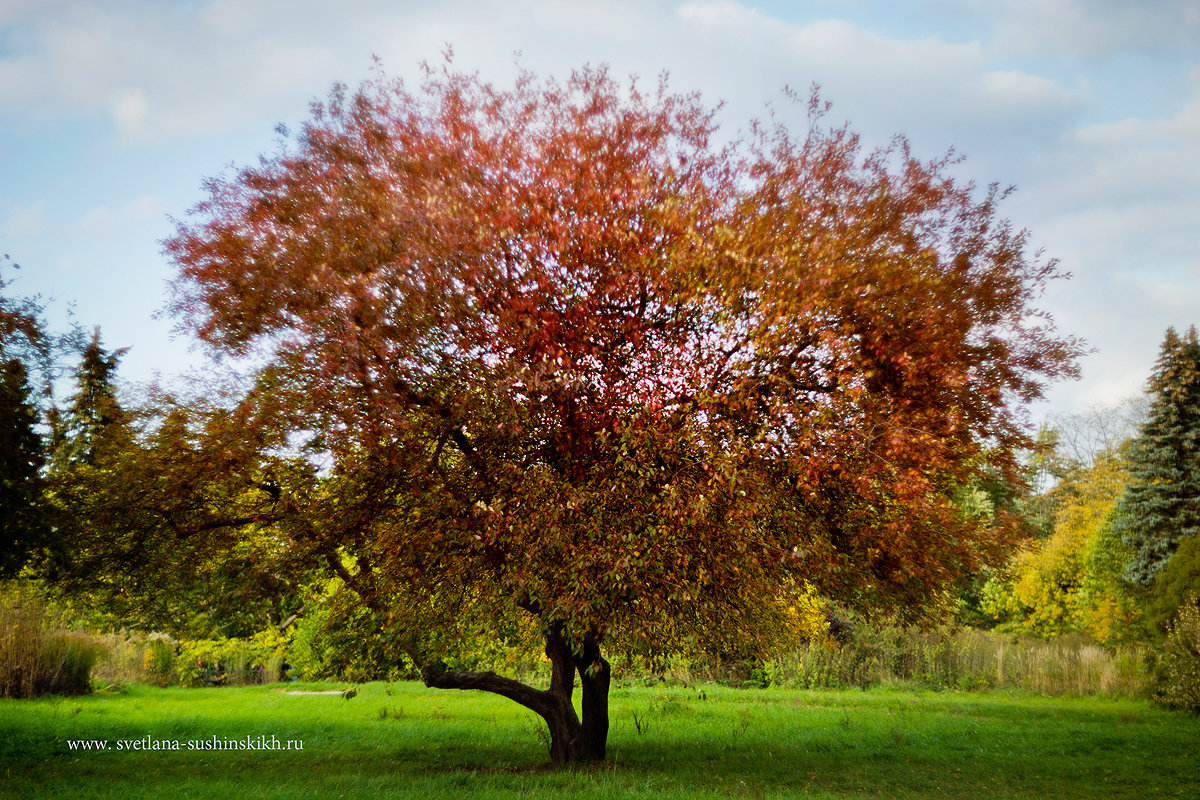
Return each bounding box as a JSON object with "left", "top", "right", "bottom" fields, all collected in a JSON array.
[
  {"left": 1, "top": 254, "right": 1198, "bottom": 712},
  {"left": 967, "top": 327, "right": 1200, "bottom": 711}
]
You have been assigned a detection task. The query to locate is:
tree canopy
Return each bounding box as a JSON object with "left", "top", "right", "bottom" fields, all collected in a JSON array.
[
  {"left": 163, "top": 61, "right": 1082, "bottom": 762},
  {"left": 980, "top": 450, "right": 1137, "bottom": 644},
  {"left": 0, "top": 255, "right": 51, "bottom": 375}
]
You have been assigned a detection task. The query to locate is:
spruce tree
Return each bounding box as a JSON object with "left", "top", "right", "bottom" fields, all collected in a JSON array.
[
  {"left": 1114, "top": 325, "right": 1200, "bottom": 585},
  {"left": 0, "top": 255, "right": 51, "bottom": 576},
  {"left": 50, "top": 328, "right": 128, "bottom": 471},
  {"left": 0, "top": 359, "right": 47, "bottom": 576}
]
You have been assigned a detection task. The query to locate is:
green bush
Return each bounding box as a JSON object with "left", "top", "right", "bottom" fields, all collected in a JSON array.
[
  {"left": 88, "top": 631, "right": 180, "bottom": 687},
  {"left": 288, "top": 591, "right": 418, "bottom": 682},
  {"left": 1153, "top": 596, "right": 1200, "bottom": 713},
  {"left": 1148, "top": 535, "right": 1200, "bottom": 636},
  {"left": 142, "top": 637, "right": 176, "bottom": 687},
  {"left": 176, "top": 630, "right": 288, "bottom": 687}
]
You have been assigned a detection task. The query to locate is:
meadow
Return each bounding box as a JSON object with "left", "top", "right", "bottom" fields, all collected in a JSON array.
[{"left": 2, "top": 680, "right": 1196, "bottom": 799}]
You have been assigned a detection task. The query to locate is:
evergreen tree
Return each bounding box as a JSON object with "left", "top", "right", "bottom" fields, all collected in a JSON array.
[
  {"left": 0, "top": 359, "right": 47, "bottom": 576},
  {"left": 0, "top": 255, "right": 51, "bottom": 577},
  {"left": 51, "top": 328, "right": 128, "bottom": 471},
  {"left": 1114, "top": 325, "right": 1200, "bottom": 585}
]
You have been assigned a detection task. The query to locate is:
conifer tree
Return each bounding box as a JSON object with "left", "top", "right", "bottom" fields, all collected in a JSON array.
[
  {"left": 1115, "top": 325, "right": 1200, "bottom": 585},
  {"left": 0, "top": 359, "right": 47, "bottom": 576},
  {"left": 0, "top": 255, "right": 51, "bottom": 576},
  {"left": 50, "top": 328, "right": 128, "bottom": 471}
]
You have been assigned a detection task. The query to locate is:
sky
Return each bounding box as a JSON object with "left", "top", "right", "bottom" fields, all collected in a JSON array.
[{"left": 2, "top": 0, "right": 1198, "bottom": 425}]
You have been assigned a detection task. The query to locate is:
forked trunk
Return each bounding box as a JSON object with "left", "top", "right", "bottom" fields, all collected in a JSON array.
[
  {"left": 542, "top": 625, "right": 585, "bottom": 763},
  {"left": 422, "top": 626, "right": 611, "bottom": 765}
]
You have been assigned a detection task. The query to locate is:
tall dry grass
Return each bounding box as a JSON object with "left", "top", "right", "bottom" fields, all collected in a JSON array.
[
  {"left": 0, "top": 591, "right": 100, "bottom": 698},
  {"left": 763, "top": 626, "right": 1150, "bottom": 696},
  {"left": 87, "top": 631, "right": 178, "bottom": 686}
]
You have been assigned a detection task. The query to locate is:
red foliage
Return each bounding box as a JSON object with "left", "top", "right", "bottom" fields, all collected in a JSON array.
[{"left": 164, "top": 59, "right": 1081, "bottom": 760}]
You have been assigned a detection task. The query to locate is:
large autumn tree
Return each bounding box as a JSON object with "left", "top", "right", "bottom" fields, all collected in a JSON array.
[{"left": 164, "top": 61, "right": 1081, "bottom": 763}]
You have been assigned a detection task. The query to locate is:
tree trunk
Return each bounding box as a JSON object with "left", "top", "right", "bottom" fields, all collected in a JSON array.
[
  {"left": 421, "top": 625, "right": 611, "bottom": 765},
  {"left": 542, "top": 625, "right": 584, "bottom": 764},
  {"left": 575, "top": 641, "right": 611, "bottom": 761}
]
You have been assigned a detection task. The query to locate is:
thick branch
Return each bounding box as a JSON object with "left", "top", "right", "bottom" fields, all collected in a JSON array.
[
  {"left": 422, "top": 667, "right": 563, "bottom": 720},
  {"left": 423, "top": 624, "right": 590, "bottom": 764},
  {"left": 147, "top": 510, "right": 277, "bottom": 542}
]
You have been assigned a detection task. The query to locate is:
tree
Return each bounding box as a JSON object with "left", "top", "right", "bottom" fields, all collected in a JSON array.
[
  {"left": 0, "top": 359, "right": 47, "bottom": 577},
  {"left": 981, "top": 451, "right": 1137, "bottom": 643},
  {"left": 38, "top": 328, "right": 133, "bottom": 599},
  {"left": 45, "top": 389, "right": 313, "bottom": 638},
  {"left": 1014, "top": 424, "right": 1070, "bottom": 540},
  {"left": 0, "top": 255, "right": 52, "bottom": 576},
  {"left": 0, "top": 254, "right": 52, "bottom": 375},
  {"left": 1147, "top": 531, "right": 1200, "bottom": 636},
  {"left": 49, "top": 328, "right": 129, "bottom": 471},
  {"left": 1048, "top": 396, "right": 1148, "bottom": 469},
  {"left": 1153, "top": 592, "right": 1200, "bottom": 713},
  {"left": 1115, "top": 326, "right": 1200, "bottom": 586},
  {"left": 162, "top": 61, "right": 1081, "bottom": 763}
]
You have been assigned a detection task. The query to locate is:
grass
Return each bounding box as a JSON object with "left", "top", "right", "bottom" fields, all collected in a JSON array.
[
  {"left": 1, "top": 681, "right": 1197, "bottom": 799},
  {"left": 0, "top": 590, "right": 101, "bottom": 699}
]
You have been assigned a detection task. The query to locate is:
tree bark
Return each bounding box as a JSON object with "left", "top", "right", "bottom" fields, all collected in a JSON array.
[
  {"left": 542, "top": 624, "right": 584, "bottom": 764},
  {"left": 575, "top": 640, "right": 611, "bottom": 761},
  {"left": 421, "top": 625, "right": 610, "bottom": 765}
]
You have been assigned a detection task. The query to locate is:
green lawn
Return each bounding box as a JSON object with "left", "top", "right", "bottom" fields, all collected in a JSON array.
[{"left": 1, "top": 681, "right": 1196, "bottom": 799}]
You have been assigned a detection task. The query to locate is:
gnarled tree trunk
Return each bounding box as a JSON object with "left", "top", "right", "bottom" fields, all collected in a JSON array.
[{"left": 421, "top": 626, "right": 610, "bottom": 765}]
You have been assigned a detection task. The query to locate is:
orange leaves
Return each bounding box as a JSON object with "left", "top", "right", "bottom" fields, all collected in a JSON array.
[{"left": 164, "top": 59, "right": 1082, "bottom": 651}]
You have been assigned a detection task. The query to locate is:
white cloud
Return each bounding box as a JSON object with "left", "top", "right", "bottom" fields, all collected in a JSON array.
[
  {"left": 109, "top": 87, "right": 152, "bottom": 143},
  {"left": 672, "top": 1, "right": 1081, "bottom": 162},
  {"left": 1036, "top": 74, "right": 1200, "bottom": 256},
  {"left": 1077, "top": 69, "right": 1200, "bottom": 147},
  {"left": 941, "top": 0, "right": 1200, "bottom": 61},
  {"left": 1015, "top": 70, "right": 1200, "bottom": 415},
  {"left": 0, "top": 0, "right": 1082, "bottom": 158},
  {"left": 1, "top": 0, "right": 1195, "bottom": 421},
  {"left": 981, "top": 70, "right": 1071, "bottom": 107},
  {"left": 0, "top": 0, "right": 365, "bottom": 143}
]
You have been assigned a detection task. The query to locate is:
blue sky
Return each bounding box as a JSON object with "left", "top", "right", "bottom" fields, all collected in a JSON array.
[{"left": 2, "top": 0, "right": 1199, "bottom": 424}]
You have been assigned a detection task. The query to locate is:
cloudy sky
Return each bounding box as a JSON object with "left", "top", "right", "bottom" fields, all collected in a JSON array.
[{"left": 2, "top": 0, "right": 1198, "bottom": 423}]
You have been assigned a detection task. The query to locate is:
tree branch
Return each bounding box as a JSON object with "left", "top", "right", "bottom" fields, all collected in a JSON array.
[
  {"left": 422, "top": 666, "right": 566, "bottom": 721},
  {"left": 392, "top": 376, "right": 490, "bottom": 483}
]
